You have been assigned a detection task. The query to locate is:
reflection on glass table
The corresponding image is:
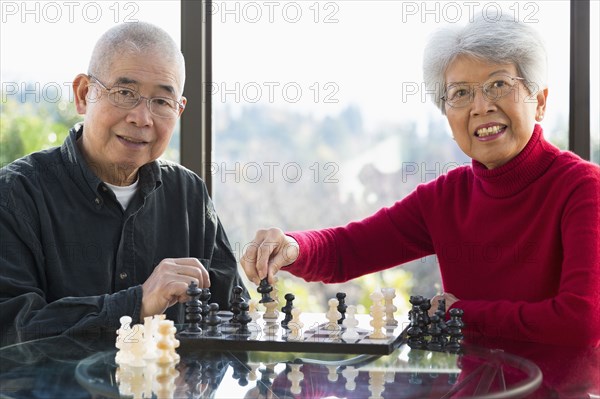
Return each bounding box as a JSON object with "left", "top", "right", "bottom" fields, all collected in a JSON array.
[
  {"left": 1, "top": 327, "right": 598, "bottom": 398},
  {"left": 75, "top": 343, "right": 543, "bottom": 399}
]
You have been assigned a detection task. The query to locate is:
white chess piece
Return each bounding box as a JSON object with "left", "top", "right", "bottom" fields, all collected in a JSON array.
[
  {"left": 368, "top": 370, "right": 385, "bottom": 399},
  {"left": 262, "top": 300, "right": 279, "bottom": 320},
  {"left": 115, "top": 316, "right": 134, "bottom": 365},
  {"left": 381, "top": 288, "right": 398, "bottom": 326},
  {"left": 288, "top": 364, "right": 304, "bottom": 395},
  {"left": 129, "top": 324, "right": 146, "bottom": 367},
  {"left": 342, "top": 366, "right": 359, "bottom": 391},
  {"left": 263, "top": 279, "right": 280, "bottom": 320},
  {"left": 341, "top": 305, "right": 360, "bottom": 342},
  {"left": 156, "top": 320, "right": 180, "bottom": 364},
  {"left": 326, "top": 365, "right": 338, "bottom": 382},
  {"left": 325, "top": 298, "right": 342, "bottom": 331},
  {"left": 369, "top": 291, "right": 386, "bottom": 339},
  {"left": 142, "top": 316, "right": 159, "bottom": 360},
  {"left": 287, "top": 308, "right": 304, "bottom": 341}
]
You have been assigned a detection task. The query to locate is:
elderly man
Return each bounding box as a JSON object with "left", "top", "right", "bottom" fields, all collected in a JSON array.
[{"left": 0, "top": 22, "right": 246, "bottom": 346}]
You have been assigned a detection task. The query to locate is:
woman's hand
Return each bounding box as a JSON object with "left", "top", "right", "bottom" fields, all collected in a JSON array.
[{"left": 240, "top": 228, "right": 299, "bottom": 285}]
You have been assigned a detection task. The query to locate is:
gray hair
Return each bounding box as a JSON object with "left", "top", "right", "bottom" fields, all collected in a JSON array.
[
  {"left": 88, "top": 22, "right": 185, "bottom": 93},
  {"left": 423, "top": 15, "right": 547, "bottom": 115}
]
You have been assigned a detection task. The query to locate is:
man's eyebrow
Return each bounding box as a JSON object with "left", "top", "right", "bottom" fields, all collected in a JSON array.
[{"left": 113, "top": 77, "right": 176, "bottom": 95}]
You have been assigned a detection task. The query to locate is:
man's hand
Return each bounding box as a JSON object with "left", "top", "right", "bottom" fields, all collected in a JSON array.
[
  {"left": 240, "top": 228, "right": 299, "bottom": 285},
  {"left": 140, "top": 258, "right": 209, "bottom": 320}
]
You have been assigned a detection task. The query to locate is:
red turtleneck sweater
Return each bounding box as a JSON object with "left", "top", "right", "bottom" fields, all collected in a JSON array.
[{"left": 286, "top": 125, "right": 600, "bottom": 347}]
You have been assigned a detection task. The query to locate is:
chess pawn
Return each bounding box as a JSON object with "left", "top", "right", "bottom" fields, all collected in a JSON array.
[
  {"left": 381, "top": 288, "right": 398, "bottom": 326},
  {"left": 257, "top": 278, "right": 274, "bottom": 304},
  {"left": 262, "top": 298, "right": 279, "bottom": 321},
  {"left": 248, "top": 298, "right": 261, "bottom": 322},
  {"left": 326, "top": 365, "right": 339, "bottom": 382},
  {"left": 341, "top": 305, "right": 360, "bottom": 342},
  {"left": 287, "top": 307, "right": 304, "bottom": 341},
  {"left": 281, "top": 293, "right": 295, "bottom": 328},
  {"left": 325, "top": 298, "right": 342, "bottom": 331}
]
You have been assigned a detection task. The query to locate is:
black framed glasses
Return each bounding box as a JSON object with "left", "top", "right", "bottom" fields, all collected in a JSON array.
[
  {"left": 441, "top": 75, "right": 525, "bottom": 108},
  {"left": 88, "top": 74, "right": 185, "bottom": 118}
]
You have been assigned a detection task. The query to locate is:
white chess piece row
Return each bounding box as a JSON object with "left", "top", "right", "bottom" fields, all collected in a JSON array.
[{"left": 115, "top": 314, "right": 180, "bottom": 367}]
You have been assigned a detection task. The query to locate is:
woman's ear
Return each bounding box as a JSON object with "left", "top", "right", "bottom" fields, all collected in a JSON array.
[{"left": 535, "top": 88, "right": 548, "bottom": 122}]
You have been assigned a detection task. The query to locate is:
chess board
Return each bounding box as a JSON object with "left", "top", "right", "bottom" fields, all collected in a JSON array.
[{"left": 176, "top": 312, "right": 408, "bottom": 355}]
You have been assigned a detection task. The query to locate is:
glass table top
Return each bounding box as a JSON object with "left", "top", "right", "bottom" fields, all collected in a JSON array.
[{"left": 1, "top": 324, "right": 598, "bottom": 398}]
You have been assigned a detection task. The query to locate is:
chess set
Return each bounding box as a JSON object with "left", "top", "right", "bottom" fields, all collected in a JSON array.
[{"left": 173, "top": 280, "right": 464, "bottom": 356}]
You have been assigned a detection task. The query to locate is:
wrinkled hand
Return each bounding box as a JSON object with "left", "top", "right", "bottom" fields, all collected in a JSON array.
[
  {"left": 240, "top": 228, "right": 299, "bottom": 285},
  {"left": 140, "top": 258, "right": 209, "bottom": 320},
  {"left": 429, "top": 292, "right": 460, "bottom": 316}
]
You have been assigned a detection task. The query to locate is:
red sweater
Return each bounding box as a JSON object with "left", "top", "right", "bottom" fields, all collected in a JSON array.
[{"left": 286, "top": 125, "right": 600, "bottom": 347}]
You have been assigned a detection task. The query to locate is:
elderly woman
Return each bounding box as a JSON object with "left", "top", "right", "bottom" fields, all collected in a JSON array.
[{"left": 241, "top": 16, "right": 600, "bottom": 347}]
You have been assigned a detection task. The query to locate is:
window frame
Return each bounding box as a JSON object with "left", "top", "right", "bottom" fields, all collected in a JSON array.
[{"left": 181, "top": 0, "right": 593, "bottom": 194}]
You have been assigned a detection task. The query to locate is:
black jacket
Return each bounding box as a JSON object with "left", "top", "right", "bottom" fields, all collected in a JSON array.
[{"left": 0, "top": 124, "right": 246, "bottom": 346}]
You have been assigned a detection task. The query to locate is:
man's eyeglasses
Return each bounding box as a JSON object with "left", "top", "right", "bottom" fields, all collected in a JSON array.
[
  {"left": 441, "top": 75, "right": 525, "bottom": 108},
  {"left": 88, "top": 75, "right": 185, "bottom": 119}
]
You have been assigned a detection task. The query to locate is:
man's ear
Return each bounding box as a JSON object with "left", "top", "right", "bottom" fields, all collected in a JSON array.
[
  {"left": 178, "top": 96, "right": 187, "bottom": 117},
  {"left": 73, "top": 74, "right": 91, "bottom": 115}
]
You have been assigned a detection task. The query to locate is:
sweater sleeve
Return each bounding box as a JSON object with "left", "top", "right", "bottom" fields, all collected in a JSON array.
[
  {"left": 284, "top": 188, "right": 436, "bottom": 283},
  {"left": 454, "top": 167, "right": 600, "bottom": 347}
]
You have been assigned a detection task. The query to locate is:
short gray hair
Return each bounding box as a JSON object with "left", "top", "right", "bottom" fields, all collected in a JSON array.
[
  {"left": 88, "top": 22, "right": 185, "bottom": 93},
  {"left": 423, "top": 15, "right": 547, "bottom": 115}
]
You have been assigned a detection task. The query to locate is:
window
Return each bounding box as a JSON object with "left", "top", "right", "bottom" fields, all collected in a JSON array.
[{"left": 0, "top": 0, "right": 181, "bottom": 164}]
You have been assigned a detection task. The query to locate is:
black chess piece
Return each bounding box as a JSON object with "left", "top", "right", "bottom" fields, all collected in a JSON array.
[
  {"left": 446, "top": 308, "right": 465, "bottom": 353},
  {"left": 230, "top": 285, "right": 245, "bottom": 324},
  {"left": 200, "top": 288, "right": 211, "bottom": 325},
  {"left": 235, "top": 302, "right": 252, "bottom": 337},
  {"left": 427, "top": 314, "right": 444, "bottom": 351},
  {"left": 407, "top": 295, "right": 426, "bottom": 349},
  {"left": 280, "top": 293, "right": 295, "bottom": 329},
  {"left": 336, "top": 292, "right": 347, "bottom": 324},
  {"left": 182, "top": 281, "right": 203, "bottom": 335},
  {"left": 257, "top": 278, "right": 274, "bottom": 303},
  {"left": 419, "top": 297, "right": 432, "bottom": 332},
  {"left": 206, "top": 303, "right": 222, "bottom": 336}
]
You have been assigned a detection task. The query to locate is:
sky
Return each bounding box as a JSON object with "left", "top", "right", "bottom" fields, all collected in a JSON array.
[{"left": 1, "top": 0, "right": 597, "bottom": 139}]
